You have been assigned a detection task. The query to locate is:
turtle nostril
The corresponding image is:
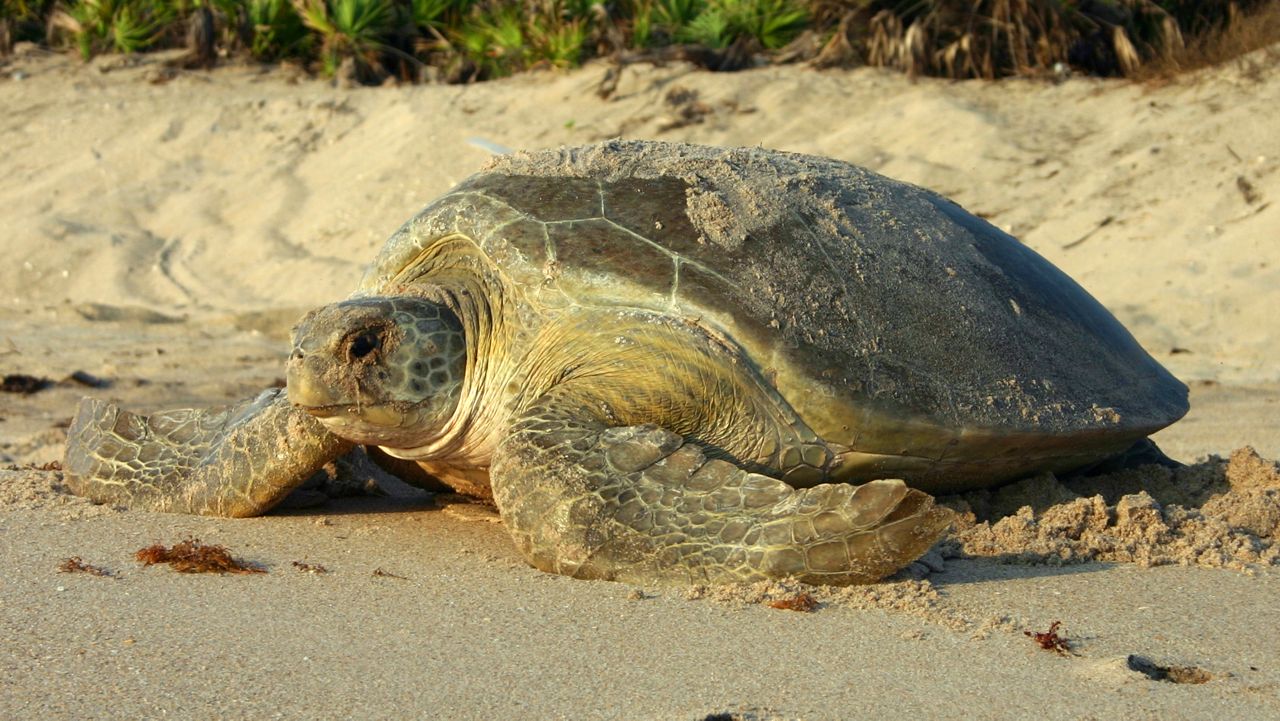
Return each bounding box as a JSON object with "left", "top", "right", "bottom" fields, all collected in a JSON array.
[{"left": 348, "top": 332, "right": 380, "bottom": 360}]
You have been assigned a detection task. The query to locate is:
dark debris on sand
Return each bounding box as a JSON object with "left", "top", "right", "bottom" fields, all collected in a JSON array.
[{"left": 1, "top": 374, "right": 52, "bottom": 394}]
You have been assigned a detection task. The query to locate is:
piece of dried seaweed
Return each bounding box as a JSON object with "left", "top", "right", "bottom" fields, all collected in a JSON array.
[
  {"left": 1024, "top": 620, "right": 1072, "bottom": 654},
  {"left": 767, "top": 592, "right": 819, "bottom": 612},
  {"left": 135, "top": 538, "right": 265, "bottom": 574},
  {"left": 58, "top": 556, "right": 113, "bottom": 577}
]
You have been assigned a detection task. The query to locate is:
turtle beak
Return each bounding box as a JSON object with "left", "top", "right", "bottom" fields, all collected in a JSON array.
[
  {"left": 286, "top": 351, "right": 341, "bottom": 414},
  {"left": 285, "top": 335, "right": 410, "bottom": 427}
]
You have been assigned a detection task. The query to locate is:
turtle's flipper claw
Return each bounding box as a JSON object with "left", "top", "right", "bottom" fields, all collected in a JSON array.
[
  {"left": 63, "top": 389, "right": 351, "bottom": 517},
  {"left": 774, "top": 480, "right": 954, "bottom": 583}
]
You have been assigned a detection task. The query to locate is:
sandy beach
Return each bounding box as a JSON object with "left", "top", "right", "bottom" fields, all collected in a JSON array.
[{"left": 2, "top": 45, "right": 1278, "bottom": 719}]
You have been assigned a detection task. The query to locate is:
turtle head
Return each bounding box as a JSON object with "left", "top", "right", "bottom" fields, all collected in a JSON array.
[{"left": 286, "top": 296, "right": 467, "bottom": 447}]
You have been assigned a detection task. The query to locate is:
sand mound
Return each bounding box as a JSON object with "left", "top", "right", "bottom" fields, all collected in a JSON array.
[
  {"left": 943, "top": 447, "right": 1280, "bottom": 570},
  {"left": 0, "top": 466, "right": 118, "bottom": 518}
]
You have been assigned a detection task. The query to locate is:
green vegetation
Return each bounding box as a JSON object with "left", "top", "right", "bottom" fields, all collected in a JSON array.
[
  {"left": 1, "top": 0, "right": 1277, "bottom": 82},
  {"left": 296, "top": 0, "right": 394, "bottom": 76},
  {"left": 246, "top": 0, "right": 309, "bottom": 61},
  {"left": 47, "top": 0, "right": 175, "bottom": 58}
]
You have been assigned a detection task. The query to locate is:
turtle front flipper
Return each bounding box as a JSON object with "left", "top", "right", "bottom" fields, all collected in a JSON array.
[
  {"left": 63, "top": 388, "right": 353, "bottom": 517},
  {"left": 491, "top": 390, "right": 954, "bottom": 586}
]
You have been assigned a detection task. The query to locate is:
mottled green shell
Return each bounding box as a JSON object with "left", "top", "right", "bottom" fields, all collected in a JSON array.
[{"left": 357, "top": 141, "right": 1187, "bottom": 485}]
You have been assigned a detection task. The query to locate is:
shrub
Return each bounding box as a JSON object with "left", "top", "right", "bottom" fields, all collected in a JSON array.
[
  {"left": 815, "top": 0, "right": 1279, "bottom": 78},
  {"left": 48, "top": 0, "right": 174, "bottom": 58},
  {"left": 248, "top": 0, "right": 310, "bottom": 60},
  {"left": 294, "top": 0, "right": 393, "bottom": 76},
  {"left": 8, "top": 0, "right": 1277, "bottom": 82}
]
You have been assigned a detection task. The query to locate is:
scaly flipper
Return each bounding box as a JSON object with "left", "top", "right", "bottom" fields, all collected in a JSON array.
[
  {"left": 63, "top": 388, "right": 352, "bottom": 517},
  {"left": 491, "top": 388, "right": 954, "bottom": 585}
]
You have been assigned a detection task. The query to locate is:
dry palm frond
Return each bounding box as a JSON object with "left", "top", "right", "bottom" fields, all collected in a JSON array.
[
  {"left": 902, "top": 17, "right": 925, "bottom": 77},
  {"left": 1131, "top": 0, "right": 1280, "bottom": 80},
  {"left": 809, "top": 12, "right": 856, "bottom": 68},
  {"left": 1112, "top": 24, "right": 1140, "bottom": 75},
  {"left": 866, "top": 8, "right": 899, "bottom": 68},
  {"left": 936, "top": 32, "right": 971, "bottom": 78}
]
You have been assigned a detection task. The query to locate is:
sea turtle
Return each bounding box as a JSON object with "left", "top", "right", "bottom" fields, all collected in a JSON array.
[{"left": 63, "top": 141, "right": 1188, "bottom": 585}]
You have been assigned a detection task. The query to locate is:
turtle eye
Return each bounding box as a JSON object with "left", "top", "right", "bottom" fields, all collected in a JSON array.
[{"left": 347, "top": 331, "right": 381, "bottom": 360}]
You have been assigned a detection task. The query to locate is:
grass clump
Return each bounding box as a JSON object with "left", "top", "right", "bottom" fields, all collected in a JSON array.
[{"left": 2, "top": 0, "right": 1277, "bottom": 81}]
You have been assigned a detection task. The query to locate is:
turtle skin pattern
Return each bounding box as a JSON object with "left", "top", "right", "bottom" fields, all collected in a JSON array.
[
  {"left": 64, "top": 389, "right": 351, "bottom": 517},
  {"left": 492, "top": 388, "right": 953, "bottom": 586}
]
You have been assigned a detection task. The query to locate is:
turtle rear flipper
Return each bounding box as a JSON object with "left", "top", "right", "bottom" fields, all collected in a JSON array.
[
  {"left": 63, "top": 389, "right": 352, "bottom": 517},
  {"left": 491, "top": 390, "right": 954, "bottom": 586}
]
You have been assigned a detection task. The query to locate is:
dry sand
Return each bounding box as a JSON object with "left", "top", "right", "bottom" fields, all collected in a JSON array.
[{"left": 2, "top": 45, "right": 1279, "bottom": 719}]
